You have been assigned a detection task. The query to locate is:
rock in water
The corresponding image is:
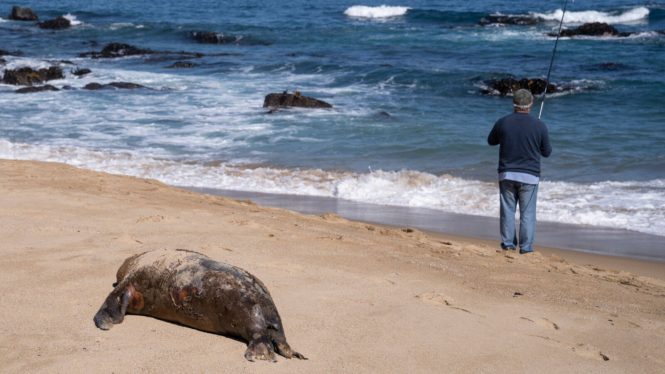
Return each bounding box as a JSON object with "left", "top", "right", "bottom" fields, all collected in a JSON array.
[
  {"left": 479, "top": 14, "right": 539, "bottom": 26},
  {"left": 9, "top": 6, "right": 38, "bottom": 21},
  {"left": 550, "top": 22, "right": 632, "bottom": 37},
  {"left": 482, "top": 78, "right": 558, "bottom": 96},
  {"left": 38, "top": 16, "right": 71, "bottom": 30},
  {"left": 191, "top": 31, "right": 238, "bottom": 44},
  {"left": 263, "top": 91, "right": 332, "bottom": 109},
  {"left": 72, "top": 68, "right": 92, "bottom": 76},
  {"left": 15, "top": 85, "right": 59, "bottom": 94},
  {"left": 2, "top": 66, "right": 64, "bottom": 86},
  {"left": 83, "top": 82, "right": 145, "bottom": 90},
  {"left": 80, "top": 43, "right": 153, "bottom": 58}
]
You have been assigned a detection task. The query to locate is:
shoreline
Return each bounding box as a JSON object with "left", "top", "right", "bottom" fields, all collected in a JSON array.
[
  {"left": 192, "top": 187, "right": 665, "bottom": 264},
  {"left": 3, "top": 159, "right": 665, "bottom": 373}
]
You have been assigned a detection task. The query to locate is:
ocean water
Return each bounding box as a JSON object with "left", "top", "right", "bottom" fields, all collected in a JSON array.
[{"left": 1, "top": 0, "right": 664, "bottom": 237}]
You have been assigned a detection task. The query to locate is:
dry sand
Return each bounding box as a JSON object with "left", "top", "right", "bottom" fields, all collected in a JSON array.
[{"left": 1, "top": 159, "right": 664, "bottom": 373}]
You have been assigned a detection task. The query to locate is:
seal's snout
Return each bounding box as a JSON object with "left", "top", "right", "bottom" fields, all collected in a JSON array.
[{"left": 94, "top": 307, "right": 114, "bottom": 330}]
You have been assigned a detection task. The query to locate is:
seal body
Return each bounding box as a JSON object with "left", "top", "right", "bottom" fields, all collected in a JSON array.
[{"left": 93, "top": 249, "right": 305, "bottom": 361}]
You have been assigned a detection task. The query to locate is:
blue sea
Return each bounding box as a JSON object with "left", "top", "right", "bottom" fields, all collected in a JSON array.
[{"left": 1, "top": 1, "right": 664, "bottom": 238}]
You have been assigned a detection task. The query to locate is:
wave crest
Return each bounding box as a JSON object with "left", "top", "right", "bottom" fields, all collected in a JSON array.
[
  {"left": 344, "top": 5, "right": 410, "bottom": 19},
  {"left": 533, "top": 6, "right": 649, "bottom": 25}
]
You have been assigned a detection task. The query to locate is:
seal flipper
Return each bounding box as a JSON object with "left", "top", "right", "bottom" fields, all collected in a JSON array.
[
  {"left": 271, "top": 330, "right": 307, "bottom": 360},
  {"left": 244, "top": 335, "right": 277, "bottom": 362}
]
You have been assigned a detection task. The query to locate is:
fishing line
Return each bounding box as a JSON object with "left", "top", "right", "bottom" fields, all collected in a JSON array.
[{"left": 538, "top": 0, "right": 570, "bottom": 119}]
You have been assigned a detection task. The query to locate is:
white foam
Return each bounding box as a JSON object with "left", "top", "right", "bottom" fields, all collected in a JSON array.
[
  {"left": 1, "top": 139, "right": 663, "bottom": 237},
  {"left": 344, "top": 5, "right": 410, "bottom": 19},
  {"left": 533, "top": 6, "right": 649, "bottom": 25},
  {"left": 63, "top": 13, "right": 83, "bottom": 26}
]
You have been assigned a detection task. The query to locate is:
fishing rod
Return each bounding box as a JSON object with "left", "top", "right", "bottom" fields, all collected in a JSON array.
[{"left": 538, "top": 0, "right": 570, "bottom": 119}]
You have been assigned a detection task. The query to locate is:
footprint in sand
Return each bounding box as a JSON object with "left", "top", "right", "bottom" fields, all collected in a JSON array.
[
  {"left": 571, "top": 343, "right": 610, "bottom": 361},
  {"left": 531, "top": 336, "right": 610, "bottom": 361},
  {"left": 520, "top": 316, "right": 560, "bottom": 330},
  {"left": 416, "top": 292, "right": 472, "bottom": 314},
  {"left": 135, "top": 215, "right": 165, "bottom": 223}
]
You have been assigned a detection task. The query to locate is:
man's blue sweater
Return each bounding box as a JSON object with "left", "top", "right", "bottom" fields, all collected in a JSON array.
[{"left": 488, "top": 112, "right": 552, "bottom": 177}]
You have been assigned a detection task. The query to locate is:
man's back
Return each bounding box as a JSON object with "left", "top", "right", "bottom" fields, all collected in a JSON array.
[{"left": 487, "top": 112, "right": 552, "bottom": 177}]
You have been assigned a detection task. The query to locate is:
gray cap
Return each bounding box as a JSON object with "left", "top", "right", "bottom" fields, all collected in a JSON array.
[{"left": 513, "top": 89, "right": 533, "bottom": 108}]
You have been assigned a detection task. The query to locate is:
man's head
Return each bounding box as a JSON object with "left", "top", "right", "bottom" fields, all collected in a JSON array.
[{"left": 513, "top": 89, "right": 533, "bottom": 112}]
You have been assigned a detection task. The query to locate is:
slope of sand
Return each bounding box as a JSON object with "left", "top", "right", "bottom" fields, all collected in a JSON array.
[{"left": 1, "top": 160, "right": 664, "bottom": 373}]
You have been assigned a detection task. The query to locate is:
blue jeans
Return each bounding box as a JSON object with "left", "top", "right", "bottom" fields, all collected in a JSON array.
[{"left": 499, "top": 180, "right": 539, "bottom": 253}]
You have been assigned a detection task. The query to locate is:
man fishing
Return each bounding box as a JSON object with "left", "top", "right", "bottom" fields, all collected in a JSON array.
[{"left": 487, "top": 89, "right": 552, "bottom": 254}]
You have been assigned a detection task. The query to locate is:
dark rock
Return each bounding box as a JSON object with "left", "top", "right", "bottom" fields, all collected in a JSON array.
[
  {"left": 80, "top": 43, "right": 153, "bottom": 58},
  {"left": 482, "top": 77, "right": 558, "bottom": 96},
  {"left": 550, "top": 22, "right": 632, "bottom": 37},
  {"left": 190, "top": 31, "right": 271, "bottom": 46},
  {"left": 2, "top": 66, "right": 64, "bottom": 86},
  {"left": 15, "top": 85, "right": 59, "bottom": 94},
  {"left": 586, "top": 62, "right": 629, "bottom": 71},
  {"left": 38, "top": 16, "right": 71, "bottom": 30},
  {"left": 167, "top": 61, "right": 196, "bottom": 68},
  {"left": 0, "top": 58, "right": 6, "bottom": 65},
  {"left": 191, "top": 31, "right": 238, "bottom": 44},
  {"left": 263, "top": 91, "right": 332, "bottom": 109},
  {"left": 9, "top": 6, "right": 38, "bottom": 21},
  {"left": 480, "top": 14, "right": 540, "bottom": 26},
  {"left": 83, "top": 82, "right": 145, "bottom": 90},
  {"left": 72, "top": 68, "right": 92, "bottom": 76}
]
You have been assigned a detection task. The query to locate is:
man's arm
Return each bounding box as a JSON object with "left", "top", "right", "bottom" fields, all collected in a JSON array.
[
  {"left": 540, "top": 125, "right": 552, "bottom": 157},
  {"left": 487, "top": 121, "right": 500, "bottom": 146}
]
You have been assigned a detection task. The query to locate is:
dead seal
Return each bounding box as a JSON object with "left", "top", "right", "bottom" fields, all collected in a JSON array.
[{"left": 93, "top": 249, "right": 306, "bottom": 362}]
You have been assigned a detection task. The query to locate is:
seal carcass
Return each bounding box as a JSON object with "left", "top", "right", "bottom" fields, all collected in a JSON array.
[{"left": 93, "top": 249, "right": 306, "bottom": 362}]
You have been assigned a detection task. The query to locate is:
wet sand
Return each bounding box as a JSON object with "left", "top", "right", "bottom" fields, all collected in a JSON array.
[{"left": 2, "top": 159, "right": 665, "bottom": 373}]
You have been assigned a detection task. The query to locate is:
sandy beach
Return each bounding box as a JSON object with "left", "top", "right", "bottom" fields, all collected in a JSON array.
[{"left": 1, "top": 159, "right": 664, "bottom": 373}]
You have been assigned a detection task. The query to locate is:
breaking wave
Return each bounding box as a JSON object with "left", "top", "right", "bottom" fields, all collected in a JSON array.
[
  {"left": 344, "top": 5, "right": 410, "bottom": 19},
  {"left": 533, "top": 6, "right": 650, "bottom": 25},
  {"left": 1, "top": 139, "right": 664, "bottom": 237}
]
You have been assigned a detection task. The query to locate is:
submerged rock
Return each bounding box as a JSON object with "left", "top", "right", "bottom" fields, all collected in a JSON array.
[
  {"left": 83, "top": 82, "right": 145, "bottom": 90},
  {"left": 72, "top": 68, "right": 92, "bottom": 76},
  {"left": 80, "top": 43, "right": 153, "bottom": 58},
  {"left": 15, "top": 85, "right": 59, "bottom": 94},
  {"left": 9, "top": 6, "right": 38, "bottom": 21},
  {"left": 38, "top": 16, "right": 71, "bottom": 30},
  {"left": 190, "top": 31, "right": 271, "bottom": 45},
  {"left": 263, "top": 91, "right": 332, "bottom": 109},
  {"left": 191, "top": 31, "right": 238, "bottom": 44},
  {"left": 167, "top": 61, "right": 196, "bottom": 68},
  {"left": 482, "top": 77, "right": 558, "bottom": 96},
  {"left": 2, "top": 66, "right": 64, "bottom": 86},
  {"left": 479, "top": 14, "right": 540, "bottom": 26},
  {"left": 550, "top": 22, "right": 632, "bottom": 37}
]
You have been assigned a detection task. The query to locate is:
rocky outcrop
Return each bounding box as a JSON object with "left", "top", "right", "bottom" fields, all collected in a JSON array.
[
  {"left": 549, "top": 22, "right": 631, "bottom": 37},
  {"left": 263, "top": 91, "right": 332, "bottom": 109},
  {"left": 38, "top": 16, "right": 71, "bottom": 30},
  {"left": 9, "top": 6, "right": 38, "bottom": 21},
  {"left": 72, "top": 68, "right": 92, "bottom": 76},
  {"left": 481, "top": 78, "right": 558, "bottom": 96},
  {"left": 2, "top": 66, "right": 64, "bottom": 86},
  {"left": 15, "top": 85, "right": 59, "bottom": 94},
  {"left": 83, "top": 82, "right": 145, "bottom": 90},
  {"left": 80, "top": 43, "right": 153, "bottom": 58},
  {"left": 479, "top": 14, "right": 539, "bottom": 26}
]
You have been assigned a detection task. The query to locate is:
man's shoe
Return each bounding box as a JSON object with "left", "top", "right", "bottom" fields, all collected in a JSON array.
[{"left": 519, "top": 249, "right": 533, "bottom": 254}]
